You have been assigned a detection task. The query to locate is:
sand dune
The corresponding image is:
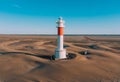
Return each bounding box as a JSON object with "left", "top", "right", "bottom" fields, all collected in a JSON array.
[{"left": 0, "top": 35, "right": 120, "bottom": 82}]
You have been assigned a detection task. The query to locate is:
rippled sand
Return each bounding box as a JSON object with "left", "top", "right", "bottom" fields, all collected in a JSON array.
[{"left": 0, "top": 35, "right": 120, "bottom": 82}]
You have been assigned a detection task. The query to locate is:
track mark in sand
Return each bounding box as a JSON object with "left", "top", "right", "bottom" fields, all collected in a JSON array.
[
  {"left": 98, "top": 45, "right": 120, "bottom": 54},
  {"left": 70, "top": 43, "right": 120, "bottom": 60},
  {"left": 0, "top": 40, "right": 50, "bottom": 52},
  {"left": 111, "top": 47, "right": 120, "bottom": 50},
  {"left": 43, "top": 41, "right": 57, "bottom": 46},
  {"left": 28, "top": 61, "right": 47, "bottom": 73},
  {"left": 64, "top": 38, "right": 120, "bottom": 61},
  {"left": 34, "top": 41, "right": 50, "bottom": 45},
  {"left": 0, "top": 40, "right": 36, "bottom": 53},
  {"left": 73, "top": 42, "right": 120, "bottom": 54},
  {"left": 0, "top": 40, "right": 55, "bottom": 60},
  {"left": 84, "top": 36, "right": 95, "bottom": 41},
  {"left": 9, "top": 40, "right": 36, "bottom": 46},
  {"left": 65, "top": 42, "right": 86, "bottom": 50},
  {"left": 33, "top": 41, "right": 53, "bottom": 49},
  {"left": 0, "top": 40, "right": 20, "bottom": 52}
]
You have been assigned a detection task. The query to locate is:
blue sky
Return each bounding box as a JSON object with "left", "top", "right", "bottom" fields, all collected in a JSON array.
[{"left": 0, "top": 0, "right": 120, "bottom": 34}]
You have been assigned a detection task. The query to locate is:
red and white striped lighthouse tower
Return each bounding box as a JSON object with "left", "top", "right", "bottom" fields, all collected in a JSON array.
[{"left": 54, "top": 17, "right": 66, "bottom": 59}]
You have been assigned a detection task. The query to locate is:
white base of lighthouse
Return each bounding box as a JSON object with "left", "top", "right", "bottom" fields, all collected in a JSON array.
[{"left": 55, "top": 49, "right": 66, "bottom": 60}]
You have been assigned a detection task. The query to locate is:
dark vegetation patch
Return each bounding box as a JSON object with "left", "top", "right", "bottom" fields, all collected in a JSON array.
[
  {"left": 44, "top": 53, "right": 77, "bottom": 60},
  {"left": 88, "top": 44, "right": 100, "bottom": 49},
  {"left": 64, "top": 44, "right": 70, "bottom": 48},
  {"left": 39, "top": 53, "right": 77, "bottom": 60},
  {"left": 79, "top": 50, "right": 91, "bottom": 59},
  {"left": 35, "top": 55, "right": 54, "bottom": 60},
  {"left": 79, "top": 50, "right": 109, "bottom": 59},
  {"left": 67, "top": 53, "right": 77, "bottom": 59},
  {"left": 79, "top": 50, "right": 91, "bottom": 55}
]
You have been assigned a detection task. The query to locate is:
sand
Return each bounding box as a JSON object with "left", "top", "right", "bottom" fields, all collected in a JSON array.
[{"left": 0, "top": 35, "right": 120, "bottom": 82}]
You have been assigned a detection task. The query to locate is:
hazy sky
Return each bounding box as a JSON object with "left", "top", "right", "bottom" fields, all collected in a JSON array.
[{"left": 0, "top": 0, "right": 120, "bottom": 34}]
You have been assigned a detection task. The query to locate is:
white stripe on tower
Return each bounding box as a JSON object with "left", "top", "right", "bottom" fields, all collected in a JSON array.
[{"left": 57, "top": 35, "right": 63, "bottom": 50}]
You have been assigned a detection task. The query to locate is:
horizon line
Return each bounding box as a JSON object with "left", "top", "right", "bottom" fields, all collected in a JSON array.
[{"left": 0, "top": 34, "right": 120, "bottom": 36}]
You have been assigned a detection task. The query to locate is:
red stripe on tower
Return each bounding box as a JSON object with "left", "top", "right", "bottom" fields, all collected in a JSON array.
[{"left": 58, "top": 27, "right": 63, "bottom": 36}]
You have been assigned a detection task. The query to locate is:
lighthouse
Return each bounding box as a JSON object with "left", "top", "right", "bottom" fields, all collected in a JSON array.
[{"left": 54, "top": 17, "right": 67, "bottom": 59}]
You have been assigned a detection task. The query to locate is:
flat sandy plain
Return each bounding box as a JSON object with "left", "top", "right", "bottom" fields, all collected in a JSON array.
[{"left": 0, "top": 35, "right": 120, "bottom": 82}]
